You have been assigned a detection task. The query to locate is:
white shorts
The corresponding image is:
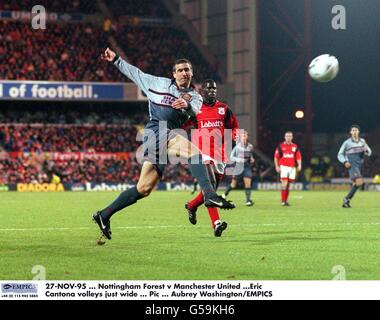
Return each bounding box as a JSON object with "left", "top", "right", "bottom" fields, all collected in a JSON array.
[{"left": 280, "top": 165, "right": 296, "bottom": 181}]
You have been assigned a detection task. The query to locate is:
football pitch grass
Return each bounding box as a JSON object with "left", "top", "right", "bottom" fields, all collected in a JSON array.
[{"left": 1, "top": 191, "right": 379, "bottom": 280}]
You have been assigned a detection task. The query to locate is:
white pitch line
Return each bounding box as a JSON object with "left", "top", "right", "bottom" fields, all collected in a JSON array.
[
  {"left": 0, "top": 225, "right": 182, "bottom": 232},
  {"left": 0, "top": 222, "right": 379, "bottom": 232}
]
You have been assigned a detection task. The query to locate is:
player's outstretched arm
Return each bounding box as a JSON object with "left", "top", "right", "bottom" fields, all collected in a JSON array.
[
  {"left": 101, "top": 47, "right": 116, "bottom": 62},
  {"left": 101, "top": 47, "right": 169, "bottom": 94}
]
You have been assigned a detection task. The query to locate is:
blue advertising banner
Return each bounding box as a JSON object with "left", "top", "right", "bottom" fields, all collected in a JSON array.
[{"left": 0, "top": 81, "right": 125, "bottom": 101}]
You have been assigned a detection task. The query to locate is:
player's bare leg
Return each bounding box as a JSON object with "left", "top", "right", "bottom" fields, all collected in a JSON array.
[
  {"left": 93, "top": 161, "right": 159, "bottom": 240},
  {"left": 168, "top": 134, "right": 234, "bottom": 210},
  {"left": 243, "top": 177, "right": 253, "bottom": 206},
  {"left": 136, "top": 162, "right": 161, "bottom": 196}
]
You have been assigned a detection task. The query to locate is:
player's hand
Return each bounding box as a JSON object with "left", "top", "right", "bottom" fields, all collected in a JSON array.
[
  {"left": 344, "top": 162, "right": 352, "bottom": 169},
  {"left": 297, "top": 165, "right": 302, "bottom": 171},
  {"left": 172, "top": 98, "right": 189, "bottom": 110},
  {"left": 275, "top": 165, "right": 280, "bottom": 173},
  {"left": 101, "top": 47, "right": 116, "bottom": 62}
]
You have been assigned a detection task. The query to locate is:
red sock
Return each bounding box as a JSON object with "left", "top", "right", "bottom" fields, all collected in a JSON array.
[
  {"left": 188, "top": 192, "right": 204, "bottom": 210},
  {"left": 281, "top": 189, "right": 287, "bottom": 202},
  {"left": 285, "top": 189, "right": 290, "bottom": 202},
  {"left": 207, "top": 207, "right": 220, "bottom": 228}
]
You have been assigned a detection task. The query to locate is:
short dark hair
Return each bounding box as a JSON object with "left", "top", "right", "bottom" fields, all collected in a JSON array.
[
  {"left": 172, "top": 58, "right": 192, "bottom": 72},
  {"left": 350, "top": 124, "right": 360, "bottom": 131},
  {"left": 202, "top": 79, "right": 216, "bottom": 89}
]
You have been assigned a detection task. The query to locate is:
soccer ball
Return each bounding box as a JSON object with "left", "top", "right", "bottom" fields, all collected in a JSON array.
[{"left": 308, "top": 54, "right": 339, "bottom": 82}]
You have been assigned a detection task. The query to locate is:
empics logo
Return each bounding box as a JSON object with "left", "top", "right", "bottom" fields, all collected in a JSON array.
[{"left": 1, "top": 283, "right": 38, "bottom": 294}]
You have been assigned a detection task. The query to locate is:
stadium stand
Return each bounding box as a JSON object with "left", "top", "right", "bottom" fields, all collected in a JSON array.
[
  {"left": 104, "top": 0, "right": 171, "bottom": 17},
  {"left": 0, "top": 124, "right": 140, "bottom": 152},
  {"left": 0, "top": 21, "right": 125, "bottom": 82},
  {"left": 0, "top": 0, "right": 99, "bottom": 13}
]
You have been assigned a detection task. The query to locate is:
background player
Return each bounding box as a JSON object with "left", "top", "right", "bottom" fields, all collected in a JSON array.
[
  {"left": 94, "top": 49, "right": 234, "bottom": 241},
  {"left": 274, "top": 131, "right": 302, "bottom": 206},
  {"left": 338, "top": 124, "right": 372, "bottom": 208},
  {"left": 185, "top": 79, "right": 239, "bottom": 236},
  {"left": 223, "top": 131, "right": 255, "bottom": 206}
]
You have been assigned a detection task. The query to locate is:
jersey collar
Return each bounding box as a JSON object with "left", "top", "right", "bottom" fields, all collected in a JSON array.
[
  {"left": 169, "top": 79, "right": 195, "bottom": 90},
  {"left": 204, "top": 99, "right": 217, "bottom": 107}
]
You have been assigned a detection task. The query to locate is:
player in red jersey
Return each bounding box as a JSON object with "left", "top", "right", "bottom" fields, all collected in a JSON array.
[
  {"left": 274, "top": 131, "right": 302, "bottom": 206},
  {"left": 184, "top": 79, "right": 239, "bottom": 236}
]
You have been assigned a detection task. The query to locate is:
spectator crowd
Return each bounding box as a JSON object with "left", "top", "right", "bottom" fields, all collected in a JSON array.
[
  {"left": 1, "top": 124, "right": 140, "bottom": 152},
  {"left": 0, "top": 0, "right": 220, "bottom": 83},
  {"left": 0, "top": 21, "right": 125, "bottom": 82}
]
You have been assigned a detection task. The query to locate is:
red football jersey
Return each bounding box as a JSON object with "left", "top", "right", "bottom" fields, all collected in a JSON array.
[
  {"left": 274, "top": 142, "right": 302, "bottom": 167},
  {"left": 188, "top": 100, "right": 239, "bottom": 163}
]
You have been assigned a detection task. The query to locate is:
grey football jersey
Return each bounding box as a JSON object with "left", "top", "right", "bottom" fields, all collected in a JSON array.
[{"left": 337, "top": 138, "right": 372, "bottom": 165}]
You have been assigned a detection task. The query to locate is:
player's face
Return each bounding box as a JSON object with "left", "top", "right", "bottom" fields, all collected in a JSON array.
[
  {"left": 203, "top": 82, "right": 217, "bottom": 100},
  {"left": 350, "top": 127, "right": 360, "bottom": 139},
  {"left": 284, "top": 133, "right": 293, "bottom": 143},
  {"left": 240, "top": 132, "right": 248, "bottom": 144},
  {"left": 173, "top": 63, "right": 193, "bottom": 88}
]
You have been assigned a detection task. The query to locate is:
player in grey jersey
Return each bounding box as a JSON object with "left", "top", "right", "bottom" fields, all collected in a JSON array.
[
  {"left": 223, "top": 131, "right": 255, "bottom": 206},
  {"left": 92, "top": 48, "right": 234, "bottom": 241},
  {"left": 337, "top": 125, "right": 372, "bottom": 208}
]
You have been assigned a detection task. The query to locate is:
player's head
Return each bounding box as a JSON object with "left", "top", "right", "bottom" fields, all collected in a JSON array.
[
  {"left": 201, "top": 79, "right": 217, "bottom": 104},
  {"left": 284, "top": 131, "right": 293, "bottom": 144},
  {"left": 350, "top": 124, "right": 360, "bottom": 139},
  {"left": 172, "top": 59, "right": 193, "bottom": 88},
  {"left": 240, "top": 130, "right": 249, "bottom": 144}
]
